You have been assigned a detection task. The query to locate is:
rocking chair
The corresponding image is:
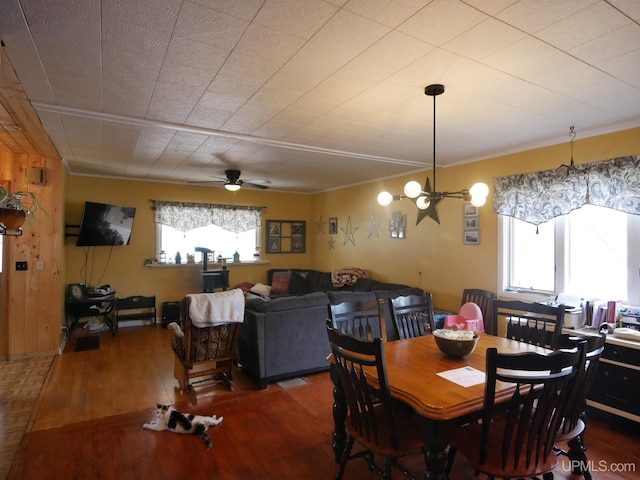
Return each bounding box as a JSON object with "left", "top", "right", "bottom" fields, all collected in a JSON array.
[{"left": 170, "top": 290, "right": 244, "bottom": 399}]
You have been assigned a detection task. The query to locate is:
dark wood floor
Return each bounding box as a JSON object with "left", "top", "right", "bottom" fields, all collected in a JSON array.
[{"left": 8, "top": 326, "right": 640, "bottom": 479}]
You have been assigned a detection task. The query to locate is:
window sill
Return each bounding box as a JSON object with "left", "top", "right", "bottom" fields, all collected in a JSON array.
[{"left": 147, "top": 261, "right": 268, "bottom": 268}]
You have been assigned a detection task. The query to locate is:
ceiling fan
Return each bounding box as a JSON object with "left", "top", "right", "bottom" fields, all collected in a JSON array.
[{"left": 190, "top": 169, "right": 270, "bottom": 191}]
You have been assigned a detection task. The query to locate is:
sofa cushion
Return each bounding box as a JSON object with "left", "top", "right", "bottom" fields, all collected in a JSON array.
[
  {"left": 306, "top": 270, "right": 333, "bottom": 292},
  {"left": 288, "top": 271, "right": 309, "bottom": 294},
  {"left": 271, "top": 271, "right": 292, "bottom": 295},
  {"left": 249, "top": 291, "right": 329, "bottom": 313}
]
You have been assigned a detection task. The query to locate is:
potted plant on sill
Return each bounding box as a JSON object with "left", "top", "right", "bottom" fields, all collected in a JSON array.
[{"left": 0, "top": 185, "right": 47, "bottom": 230}]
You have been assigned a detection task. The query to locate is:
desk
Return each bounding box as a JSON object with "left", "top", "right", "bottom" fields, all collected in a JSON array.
[{"left": 330, "top": 334, "right": 548, "bottom": 479}]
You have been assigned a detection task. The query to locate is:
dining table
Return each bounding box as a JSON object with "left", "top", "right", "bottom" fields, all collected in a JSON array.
[{"left": 329, "top": 333, "right": 550, "bottom": 480}]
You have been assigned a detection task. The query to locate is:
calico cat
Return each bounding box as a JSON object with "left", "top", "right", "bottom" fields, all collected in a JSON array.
[{"left": 143, "top": 403, "right": 223, "bottom": 450}]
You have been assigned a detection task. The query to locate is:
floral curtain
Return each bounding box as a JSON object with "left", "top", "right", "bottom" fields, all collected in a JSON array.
[
  {"left": 493, "top": 155, "right": 640, "bottom": 226},
  {"left": 153, "top": 201, "right": 262, "bottom": 233}
]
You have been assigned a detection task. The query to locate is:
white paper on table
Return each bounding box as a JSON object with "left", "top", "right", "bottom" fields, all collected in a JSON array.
[{"left": 437, "top": 366, "right": 486, "bottom": 387}]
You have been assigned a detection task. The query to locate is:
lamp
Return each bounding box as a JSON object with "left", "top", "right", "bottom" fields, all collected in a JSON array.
[{"left": 377, "top": 84, "right": 489, "bottom": 224}]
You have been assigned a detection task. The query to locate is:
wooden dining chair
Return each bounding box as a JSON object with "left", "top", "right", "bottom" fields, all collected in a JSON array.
[
  {"left": 389, "top": 293, "right": 436, "bottom": 339},
  {"left": 544, "top": 331, "right": 606, "bottom": 480},
  {"left": 326, "top": 321, "right": 424, "bottom": 480},
  {"left": 461, "top": 289, "right": 497, "bottom": 334},
  {"left": 447, "top": 344, "right": 585, "bottom": 480},
  {"left": 494, "top": 299, "right": 565, "bottom": 349},
  {"left": 328, "top": 298, "right": 387, "bottom": 341}
]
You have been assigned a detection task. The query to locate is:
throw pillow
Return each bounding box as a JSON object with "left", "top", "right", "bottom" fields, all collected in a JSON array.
[
  {"left": 270, "top": 271, "right": 292, "bottom": 295},
  {"left": 250, "top": 283, "right": 271, "bottom": 296},
  {"left": 233, "top": 282, "right": 255, "bottom": 293}
]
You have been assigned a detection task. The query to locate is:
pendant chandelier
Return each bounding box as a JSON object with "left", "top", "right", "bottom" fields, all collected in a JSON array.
[{"left": 377, "top": 84, "right": 489, "bottom": 224}]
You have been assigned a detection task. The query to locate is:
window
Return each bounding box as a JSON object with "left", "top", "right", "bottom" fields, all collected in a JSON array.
[
  {"left": 499, "top": 205, "right": 640, "bottom": 305},
  {"left": 157, "top": 223, "right": 260, "bottom": 263},
  {"left": 153, "top": 201, "right": 262, "bottom": 263}
]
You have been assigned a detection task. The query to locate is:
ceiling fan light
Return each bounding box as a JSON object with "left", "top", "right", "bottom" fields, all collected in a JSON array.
[
  {"left": 404, "top": 180, "right": 422, "bottom": 198},
  {"left": 377, "top": 191, "right": 393, "bottom": 206},
  {"left": 416, "top": 196, "right": 430, "bottom": 210},
  {"left": 224, "top": 183, "right": 241, "bottom": 192}
]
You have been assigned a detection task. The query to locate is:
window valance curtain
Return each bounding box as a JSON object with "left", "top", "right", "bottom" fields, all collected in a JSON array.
[
  {"left": 153, "top": 201, "right": 262, "bottom": 233},
  {"left": 493, "top": 155, "right": 640, "bottom": 226}
]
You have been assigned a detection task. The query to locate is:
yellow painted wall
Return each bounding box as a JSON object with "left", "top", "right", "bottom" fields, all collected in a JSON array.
[
  {"left": 311, "top": 126, "right": 640, "bottom": 312},
  {"left": 63, "top": 126, "right": 640, "bottom": 325},
  {"left": 64, "top": 177, "right": 314, "bottom": 308}
]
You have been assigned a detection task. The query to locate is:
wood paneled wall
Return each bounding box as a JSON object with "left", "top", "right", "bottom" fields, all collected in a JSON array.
[{"left": 0, "top": 150, "right": 63, "bottom": 359}]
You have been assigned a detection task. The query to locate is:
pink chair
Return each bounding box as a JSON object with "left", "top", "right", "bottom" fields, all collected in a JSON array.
[{"left": 444, "top": 302, "right": 484, "bottom": 332}]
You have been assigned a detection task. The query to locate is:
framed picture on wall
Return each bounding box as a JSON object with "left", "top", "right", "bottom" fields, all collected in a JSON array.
[
  {"left": 329, "top": 217, "right": 338, "bottom": 235},
  {"left": 266, "top": 220, "right": 306, "bottom": 253},
  {"left": 464, "top": 230, "right": 480, "bottom": 245}
]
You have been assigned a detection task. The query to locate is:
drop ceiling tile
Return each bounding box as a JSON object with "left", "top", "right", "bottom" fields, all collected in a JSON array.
[
  {"left": 536, "top": 2, "right": 630, "bottom": 50},
  {"left": 190, "top": 0, "right": 265, "bottom": 21},
  {"left": 234, "top": 23, "right": 307, "bottom": 65},
  {"left": 104, "top": 0, "right": 181, "bottom": 30},
  {"left": 443, "top": 18, "right": 527, "bottom": 60},
  {"left": 174, "top": 1, "right": 249, "bottom": 49},
  {"left": 608, "top": 0, "right": 640, "bottom": 21},
  {"left": 356, "top": 31, "right": 435, "bottom": 71},
  {"left": 157, "top": 62, "right": 213, "bottom": 90},
  {"left": 568, "top": 24, "right": 640, "bottom": 66},
  {"left": 164, "top": 37, "right": 229, "bottom": 74},
  {"left": 398, "top": 0, "right": 487, "bottom": 47},
  {"left": 310, "top": 8, "right": 390, "bottom": 56},
  {"left": 253, "top": 0, "right": 338, "bottom": 38},
  {"left": 598, "top": 49, "right": 640, "bottom": 77},
  {"left": 343, "top": 0, "right": 430, "bottom": 28},
  {"left": 495, "top": 0, "right": 598, "bottom": 34},
  {"left": 482, "top": 36, "right": 586, "bottom": 83},
  {"left": 462, "top": 0, "right": 519, "bottom": 16}
]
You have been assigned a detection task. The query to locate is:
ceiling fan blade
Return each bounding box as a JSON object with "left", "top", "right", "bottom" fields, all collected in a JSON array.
[{"left": 243, "top": 182, "right": 269, "bottom": 190}]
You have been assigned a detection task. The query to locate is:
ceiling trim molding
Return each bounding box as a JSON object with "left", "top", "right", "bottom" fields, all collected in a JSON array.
[{"left": 32, "top": 102, "right": 427, "bottom": 169}]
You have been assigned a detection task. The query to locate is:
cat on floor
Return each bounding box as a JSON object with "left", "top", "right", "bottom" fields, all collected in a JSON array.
[{"left": 143, "top": 403, "right": 223, "bottom": 450}]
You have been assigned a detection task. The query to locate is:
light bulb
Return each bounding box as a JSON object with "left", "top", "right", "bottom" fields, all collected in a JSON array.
[
  {"left": 471, "top": 196, "right": 486, "bottom": 207},
  {"left": 404, "top": 180, "right": 422, "bottom": 199},
  {"left": 225, "top": 183, "right": 241, "bottom": 191},
  {"left": 377, "top": 191, "right": 393, "bottom": 206},
  {"left": 416, "top": 196, "right": 430, "bottom": 210},
  {"left": 469, "top": 182, "right": 489, "bottom": 207},
  {"left": 469, "top": 182, "right": 489, "bottom": 198}
]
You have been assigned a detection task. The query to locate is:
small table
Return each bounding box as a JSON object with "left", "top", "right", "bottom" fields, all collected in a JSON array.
[
  {"left": 65, "top": 293, "right": 117, "bottom": 338},
  {"left": 330, "top": 334, "right": 549, "bottom": 479}
]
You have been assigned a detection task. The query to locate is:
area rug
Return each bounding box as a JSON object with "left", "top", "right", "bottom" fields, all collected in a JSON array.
[
  {"left": 0, "top": 356, "right": 53, "bottom": 479},
  {"left": 73, "top": 336, "right": 101, "bottom": 352},
  {"left": 276, "top": 377, "right": 309, "bottom": 390}
]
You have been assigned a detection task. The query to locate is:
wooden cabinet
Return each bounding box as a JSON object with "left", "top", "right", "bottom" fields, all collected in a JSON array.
[{"left": 588, "top": 339, "right": 640, "bottom": 422}]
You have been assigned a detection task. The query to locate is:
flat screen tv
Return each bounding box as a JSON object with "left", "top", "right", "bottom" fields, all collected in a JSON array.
[{"left": 76, "top": 202, "right": 136, "bottom": 246}]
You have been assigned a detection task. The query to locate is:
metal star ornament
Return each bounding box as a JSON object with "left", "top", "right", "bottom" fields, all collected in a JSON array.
[
  {"left": 316, "top": 216, "right": 326, "bottom": 234},
  {"left": 415, "top": 177, "right": 442, "bottom": 225},
  {"left": 328, "top": 236, "right": 336, "bottom": 250}
]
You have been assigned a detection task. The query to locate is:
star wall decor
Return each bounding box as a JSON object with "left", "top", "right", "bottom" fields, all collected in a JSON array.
[
  {"left": 328, "top": 236, "right": 336, "bottom": 250},
  {"left": 341, "top": 216, "right": 358, "bottom": 246},
  {"left": 316, "top": 216, "right": 326, "bottom": 234},
  {"left": 366, "top": 212, "right": 381, "bottom": 238}
]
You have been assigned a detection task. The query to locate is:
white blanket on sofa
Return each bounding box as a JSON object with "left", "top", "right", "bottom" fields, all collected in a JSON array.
[{"left": 186, "top": 289, "right": 245, "bottom": 327}]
